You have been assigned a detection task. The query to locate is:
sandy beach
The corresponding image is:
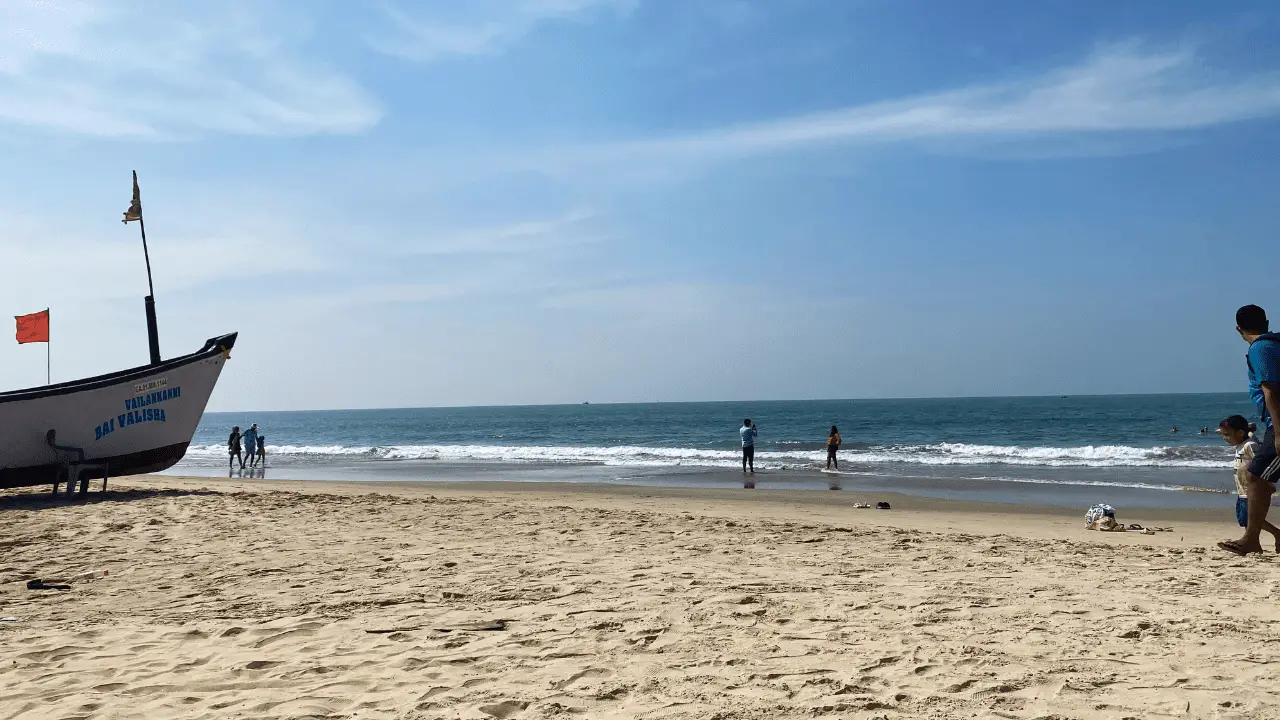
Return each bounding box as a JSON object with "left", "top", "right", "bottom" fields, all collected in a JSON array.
[{"left": 3, "top": 476, "right": 1280, "bottom": 720}]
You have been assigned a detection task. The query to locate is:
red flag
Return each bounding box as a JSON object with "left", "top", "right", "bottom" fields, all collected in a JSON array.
[{"left": 16, "top": 309, "right": 49, "bottom": 344}]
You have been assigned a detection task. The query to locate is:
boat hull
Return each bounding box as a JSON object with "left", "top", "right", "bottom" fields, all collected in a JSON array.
[{"left": 0, "top": 333, "right": 236, "bottom": 490}]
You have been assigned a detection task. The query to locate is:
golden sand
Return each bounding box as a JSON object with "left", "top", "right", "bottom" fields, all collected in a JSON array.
[{"left": 2, "top": 476, "right": 1278, "bottom": 719}]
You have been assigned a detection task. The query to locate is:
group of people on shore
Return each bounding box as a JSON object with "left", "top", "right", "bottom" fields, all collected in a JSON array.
[
  {"left": 227, "top": 424, "right": 266, "bottom": 470},
  {"left": 737, "top": 419, "right": 844, "bottom": 474},
  {"left": 730, "top": 304, "right": 1280, "bottom": 556}
]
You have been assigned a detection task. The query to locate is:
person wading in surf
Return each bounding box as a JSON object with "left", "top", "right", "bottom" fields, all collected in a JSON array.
[
  {"left": 228, "top": 426, "right": 244, "bottom": 471},
  {"left": 826, "top": 425, "right": 842, "bottom": 470},
  {"left": 1220, "top": 305, "right": 1280, "bottom": 556},
  {"left": 740, "top": 419, "right": 758, "bottom": 474},
  {"left": 243, "top": 423, "right": 260, "bottom": 468}
]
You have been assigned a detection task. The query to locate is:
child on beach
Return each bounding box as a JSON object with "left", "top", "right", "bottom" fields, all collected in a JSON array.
[
  {"left": 1221, "top": 415, "right": 1280, "bottom": 550},
  {"left": 256, "top": 435, "right": 266, "bottom": 466},
  {"left": 826, "top": 425, "right": 841, "bottom": 470}
]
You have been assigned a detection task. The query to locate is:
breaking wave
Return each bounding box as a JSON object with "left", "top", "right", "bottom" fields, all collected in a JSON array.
[{"left": 184, "top": 441, "right": 1231, "bottom": 470}]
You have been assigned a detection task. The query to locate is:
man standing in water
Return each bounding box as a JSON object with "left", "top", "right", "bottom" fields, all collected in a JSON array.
[
  {"left": 1221, "top": 305, "right": 1280, "bottom": 556},
  {"left": 243, "top": 424, "right": 260, "bottom": 469},
  {"left": 740, "top": 419, "right": 758, "bottom": 474}
]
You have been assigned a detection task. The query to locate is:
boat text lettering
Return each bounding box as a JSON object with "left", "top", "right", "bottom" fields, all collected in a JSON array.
[
  {"left": 94, "top": 407, "right": 169, "bottom": 441},
  {"left": 124, "top": 385, "right": 180, "bottom": 411},
  {"left": 133, "top": 377, "right": 168, "bottom": 395}
]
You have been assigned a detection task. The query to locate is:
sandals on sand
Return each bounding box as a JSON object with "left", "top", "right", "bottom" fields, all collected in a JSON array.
[
  {"left": 25, "top": 579, "right": 70, "bottom": 591},
  {"left": 1217, "top": 540, "right": 1262, "bottom": 556}
]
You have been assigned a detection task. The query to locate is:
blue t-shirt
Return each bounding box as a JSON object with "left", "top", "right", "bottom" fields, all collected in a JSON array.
[
  {"left": 242, "top": 427, "right": 258, "bottom": 450},
  {"left": 1247, "top": 334, "right": 1280, "bottom": 429},
  {"left": 740, "top": 425, "right": 757, "bottom": 447}
]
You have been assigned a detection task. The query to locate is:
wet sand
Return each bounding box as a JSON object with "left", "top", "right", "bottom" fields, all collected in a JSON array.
[{"left": 2, "top": 474, "right": 1278, "bottom": 719}]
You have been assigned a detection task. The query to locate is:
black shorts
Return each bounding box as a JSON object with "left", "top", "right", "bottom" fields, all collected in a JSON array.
[
  {"left": 827, "top": 446, "right": 838, "bottom": 457},
  {"left": 1248, "top": 425, "right": 1280, "bottom": 482},
  {"left": 742, "top": 446, "right": 755, "bottom": 460}
]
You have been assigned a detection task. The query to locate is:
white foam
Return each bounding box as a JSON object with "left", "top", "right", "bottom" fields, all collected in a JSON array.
[
  {"left": 853, "top": 443, "right": 1227, "bottom": 468},
  {"left": 184, "top": 441, "right": 1232, "bottom": 470}
]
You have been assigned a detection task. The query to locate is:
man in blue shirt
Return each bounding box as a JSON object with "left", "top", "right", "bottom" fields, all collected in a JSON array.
[
  {"left": 740, "top": 419, "right": 758, "bottom": 474},
  {"left": 242, "top": 424, "right": 260, "bottom": 469},
  {"left": 1221, "top": 305, "right": 1280, "bottom": 556}
]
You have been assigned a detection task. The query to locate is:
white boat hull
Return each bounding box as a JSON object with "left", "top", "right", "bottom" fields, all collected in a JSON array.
[{"left": 0, "top": 333, "right": 236, "bottom": 490}]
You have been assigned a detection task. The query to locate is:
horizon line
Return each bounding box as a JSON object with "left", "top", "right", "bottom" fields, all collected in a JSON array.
[{"left": 204, "top": 389, "right": 1247, "bottom": 415}]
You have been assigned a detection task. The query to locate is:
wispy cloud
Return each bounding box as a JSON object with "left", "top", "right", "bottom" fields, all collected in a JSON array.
[
  {"left": 0, "top": 199, "right": 329, "bottom": 311},
  {"left": 405, "top": 210, "right": 601, "bottom": 256},
  {"left": 539, "top": 283, "right": 722, "bottom": 316},
  {"left": 550, "top": 45, "right": 1280, "bottom": 164},
  {"left": 371, "top": 0, "right": 637, "bottom": 62},
  {"left": 0, "top": 0, "right": 381, "bottom": 137}
]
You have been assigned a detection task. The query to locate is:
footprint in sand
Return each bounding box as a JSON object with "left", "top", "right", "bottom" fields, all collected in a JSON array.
[
  {"left": 478, "top": 700, "right": 530, "bottom": 718},
  {"left": 251, "top": 625, "right": 321, "bottom": 648},
  {"left": 552, "top": 667, "right": 612, "bottom": 690},
  {"left": 971, "top": 682, "right": 1018, "bottom": 700}
]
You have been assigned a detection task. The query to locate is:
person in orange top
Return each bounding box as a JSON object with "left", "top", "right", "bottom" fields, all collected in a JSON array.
[{"left": 826, "top": 425, "right": 841, "bottom": 470}]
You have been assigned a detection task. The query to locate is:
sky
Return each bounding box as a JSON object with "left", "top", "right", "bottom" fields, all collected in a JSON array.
[{"left": 2, "top": 0, "right": 1279, "bottom": 411}]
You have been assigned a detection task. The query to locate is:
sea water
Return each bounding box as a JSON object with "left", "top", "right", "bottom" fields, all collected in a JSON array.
[{"left": 172, "top": 394, "right": 1256, "bottom": 508}]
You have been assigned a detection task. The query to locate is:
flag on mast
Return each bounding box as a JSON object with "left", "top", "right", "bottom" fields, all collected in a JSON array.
[
  {"left": 122, "top": 172, "right": 142, "bottom": 224},
  {"left": 15, "top": 309, "right": 49, "bottom": 344}
]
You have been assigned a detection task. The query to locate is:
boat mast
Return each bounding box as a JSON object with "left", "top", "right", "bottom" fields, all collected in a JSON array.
[{"left": 124, "top": 170, "right": 161, "bottom": 365}]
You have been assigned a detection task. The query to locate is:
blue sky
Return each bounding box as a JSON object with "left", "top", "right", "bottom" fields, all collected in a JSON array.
[{"left": 2, "top": 0, "right": 1278, "bottom": 410}]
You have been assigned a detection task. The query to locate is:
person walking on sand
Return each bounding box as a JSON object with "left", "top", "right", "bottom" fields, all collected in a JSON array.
[
  {"left": 826, "top": 425, "right": 842, "bottom": 470},
  {"left": 243, "top": 424, "right": 260, "bottom": 468},
  {"left": 1220, "top": 415, "right": 1280, "bottom": 551},
  {"left": 228, "top": 426, "right": 243, "bottom": 471},
  {"left": 740, "top": 419, "right": 758, "bottom": 474},
  {"left": 256, "top": 434, "right": 266, "bottom": 467},
  {"left": 1220, "top": 305, "right": 1280, "bottom": 556}
]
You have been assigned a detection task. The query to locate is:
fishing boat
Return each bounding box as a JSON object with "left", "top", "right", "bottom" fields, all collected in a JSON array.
[
  {"left": 0, "top": 172, "right": 235, "bottom": 495},
  {"left": 0, "top": 333, "right": 236, "bottom": 492}
]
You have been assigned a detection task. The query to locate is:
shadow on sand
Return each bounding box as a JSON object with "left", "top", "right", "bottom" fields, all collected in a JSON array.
[{"left": 0, "top": 487, "right": 225, "bottom": 512}]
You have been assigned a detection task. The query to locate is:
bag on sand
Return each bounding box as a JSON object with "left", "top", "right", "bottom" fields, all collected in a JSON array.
[
  {"left": 1088, "top": 515, "right": 1120, "bottom": 531},
  {"left": 1085, "top": 503, "right": 1116, "bottom": 530}
]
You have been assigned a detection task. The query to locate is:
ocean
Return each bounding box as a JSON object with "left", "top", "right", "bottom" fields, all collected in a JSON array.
[{"left": 172, "top": 394, "right": 1258, "bottom": 509}]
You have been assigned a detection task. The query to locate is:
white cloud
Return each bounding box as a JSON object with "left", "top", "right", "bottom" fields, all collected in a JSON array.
[
  {"left": 553, "top": 45, "right": 1280, "bottom": 164},
  {"left": 371, "top": 0, "right": 636, "bottom": 62},
  {"left": 0, "top": 0, "right": 381, "bottom": 137}
]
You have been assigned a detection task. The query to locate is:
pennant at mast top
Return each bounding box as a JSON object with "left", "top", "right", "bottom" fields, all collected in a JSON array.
[{"left": 123, "top": 171, "right": 142, "bottom": 224}]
